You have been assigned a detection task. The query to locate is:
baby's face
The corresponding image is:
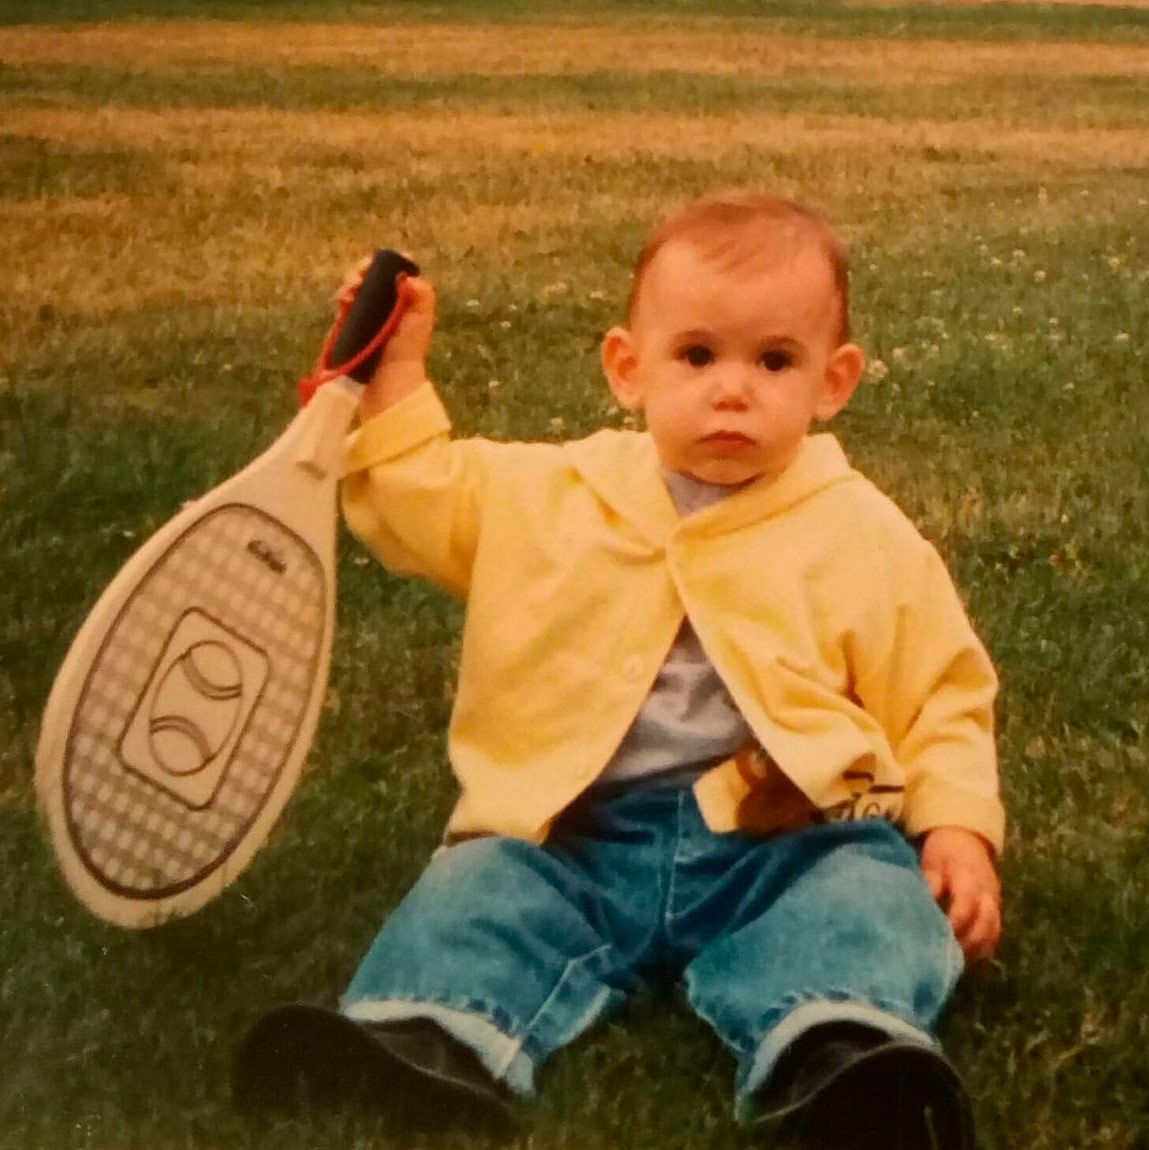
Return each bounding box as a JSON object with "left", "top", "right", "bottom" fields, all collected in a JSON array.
[{"left": 610, "top": 239, "right": 860, "bottom": 486}]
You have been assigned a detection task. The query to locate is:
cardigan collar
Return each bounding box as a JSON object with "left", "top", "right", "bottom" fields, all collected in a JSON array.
[{"left": 563, "top": 430, "right": 857, "bottom": 549}]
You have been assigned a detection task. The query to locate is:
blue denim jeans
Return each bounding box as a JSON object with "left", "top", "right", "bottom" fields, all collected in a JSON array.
[{"left": 341, "top": 784, "right": 964, "bottom": 1118}]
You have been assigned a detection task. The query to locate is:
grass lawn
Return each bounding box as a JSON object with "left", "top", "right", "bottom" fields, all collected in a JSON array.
[{"left": 1, "top": 2, "right": 1147, "bottom": 1147}]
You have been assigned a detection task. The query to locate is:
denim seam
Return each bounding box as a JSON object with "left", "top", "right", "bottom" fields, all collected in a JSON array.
[
  {"left": 521, "top": 941, "right": 620, "bottom": 1049},
  {"left": 684, "top": 968, "right": 748, "bottom": 1056},
  {"left": 662, "top": 790, "right": 687, "bottom": 941}
]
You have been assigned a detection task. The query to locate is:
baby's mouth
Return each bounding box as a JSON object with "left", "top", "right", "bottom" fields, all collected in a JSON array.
[{"left": 701, "top": 431, "right": 755, "bottom": 447}]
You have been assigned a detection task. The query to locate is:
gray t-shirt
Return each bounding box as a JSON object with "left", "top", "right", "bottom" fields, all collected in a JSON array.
[{"left": 594, "top": 470, "right": 754, "bottom": 789}]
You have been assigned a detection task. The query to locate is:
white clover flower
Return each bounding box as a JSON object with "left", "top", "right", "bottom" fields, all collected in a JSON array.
[
  {"left": 1034, "top": 270, "right": 1047, "bottom": 282},
  {"left": 866, "top": 359, "right": 889, "bottom": 381}
]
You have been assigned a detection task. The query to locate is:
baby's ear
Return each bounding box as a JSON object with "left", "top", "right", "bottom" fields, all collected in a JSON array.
[
  {"left": 602, "top": 326, "right": 643, "bottom": 411},
  {"left": 815, "top": 342, "right": 865, "bottom": 421}
]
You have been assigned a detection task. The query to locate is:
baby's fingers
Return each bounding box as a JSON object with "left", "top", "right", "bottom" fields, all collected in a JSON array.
[
  {"left": 955, "top": 892, "right": 1002, "bottom": 963},
  {"left": 944, "top": 874, "right": 1001, "bottom": 963},
  {"left": 945, "top": 881, "right": 979, "bottom": 938},
  {"left": 335, "top": 255, "right": 374, "bottom": 304},
  {"left": 382, "top": 276, "right": 435, "bottom": 356}
]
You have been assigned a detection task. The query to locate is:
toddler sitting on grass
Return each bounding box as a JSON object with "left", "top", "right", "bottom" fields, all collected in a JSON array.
[{"left": 234, "top": 191, "right": 1003, "bottom": 1150}]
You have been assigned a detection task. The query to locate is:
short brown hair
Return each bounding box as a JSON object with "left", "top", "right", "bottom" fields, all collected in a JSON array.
[{"left": 625, "top": 191, "right": 851, "bottom": 344}]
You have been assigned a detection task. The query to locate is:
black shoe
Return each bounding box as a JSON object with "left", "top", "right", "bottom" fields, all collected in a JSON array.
[
  {"left": 232, "top": 1003, "right": 516, "bottom": 1134},
  {"left": 754, "top": 1023, "right": 977, "bottom": 1150}
]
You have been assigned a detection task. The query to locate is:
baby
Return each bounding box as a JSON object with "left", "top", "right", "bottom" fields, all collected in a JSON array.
[{"left": 234, "top": 192, "right": 1003, "bottom": 1150}]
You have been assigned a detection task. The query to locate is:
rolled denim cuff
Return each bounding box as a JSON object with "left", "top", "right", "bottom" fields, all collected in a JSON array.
[{"left": 342, "top": 996, "right": 537, "bottom": 1099}]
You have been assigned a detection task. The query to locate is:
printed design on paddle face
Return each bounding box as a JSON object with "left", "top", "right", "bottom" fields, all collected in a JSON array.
[
  {"left": 118, "top": 609, "right": 270, "bottom": 808},
  {"left": 62, "top": 503, "right": 326, "bottom": 900}
]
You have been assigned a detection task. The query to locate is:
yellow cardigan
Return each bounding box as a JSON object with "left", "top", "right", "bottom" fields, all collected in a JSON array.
[{"left": 342, "top": 384, "right": 1004, "bottom": 853}]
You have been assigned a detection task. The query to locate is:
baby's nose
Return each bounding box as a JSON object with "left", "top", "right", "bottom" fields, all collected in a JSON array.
[{"left": 712, "top": 365, "right": 753, "bottom": 406}]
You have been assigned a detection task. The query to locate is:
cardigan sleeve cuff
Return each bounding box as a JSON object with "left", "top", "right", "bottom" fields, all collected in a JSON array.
[
  {"left": 342, "top": 382, "right": 452, "bottom": 476},
  {"left": 904, "top": 781, "right": 1006, "bottom": 855}
]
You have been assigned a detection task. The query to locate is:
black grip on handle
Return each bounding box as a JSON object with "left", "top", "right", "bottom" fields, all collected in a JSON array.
[{"left": 329, "top": 249, "right": 420, "bottom": 384}]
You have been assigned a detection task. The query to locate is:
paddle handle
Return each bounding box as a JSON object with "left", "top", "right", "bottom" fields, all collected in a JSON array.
[{"left": 329, "top": 250, "right": 421, "bottom": 384}]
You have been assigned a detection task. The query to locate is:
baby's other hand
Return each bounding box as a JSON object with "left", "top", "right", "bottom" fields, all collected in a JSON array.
[{"left": 920, "top": 826, "right": 1002, "bottom": 964}]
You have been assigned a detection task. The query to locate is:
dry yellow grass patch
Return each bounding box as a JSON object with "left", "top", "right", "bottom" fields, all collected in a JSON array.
[
  {"left": 1, "top": 22, "right": 1146, "bottom": 80},
  {"left": 853, "top": 0, "right": 1149, "bottom": 6},
  {"left": 8, "top": 105, "right": 1147, "bottom": 173},
  {"left": 3, "top": 97, "right": 1144, "bottom": 320},
  {"left": 4, "top": 17, "right": 1144, "bottom": 322}
]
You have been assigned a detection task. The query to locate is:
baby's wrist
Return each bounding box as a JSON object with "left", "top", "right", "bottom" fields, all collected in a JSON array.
[
  {"left": 924, "top": 824, "right": 989, "bottom": 843},
  {"left": 922, "top": 825, "right": 999, "bottom": 869},
  {"left": 361, "top": 362, "right": 429, "bottom": 419}
]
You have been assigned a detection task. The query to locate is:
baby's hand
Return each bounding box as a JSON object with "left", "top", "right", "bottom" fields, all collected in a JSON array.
[
  {"left": 920, "top": 826, "right": 1002, "bottom": 964},
  {"left": 338, "top": 257, "right": 436, "bottom": 420}
]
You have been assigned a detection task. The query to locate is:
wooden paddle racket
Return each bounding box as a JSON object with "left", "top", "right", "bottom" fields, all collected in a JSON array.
[{"left": 35, "top": 250, "right": 419, "bottom": 928}]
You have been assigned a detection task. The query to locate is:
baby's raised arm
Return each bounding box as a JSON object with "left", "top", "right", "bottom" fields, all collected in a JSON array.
[{"left": 339, "top": 264, "right": 485, "bottom": 599}]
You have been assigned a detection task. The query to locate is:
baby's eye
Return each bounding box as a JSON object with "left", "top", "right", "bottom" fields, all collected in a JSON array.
[
  {"left": 678, "top": 344, "right": 714, "bottom": 368},
  {"left": 760, "top": 348, "right": 794, "bottom": 373}
]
